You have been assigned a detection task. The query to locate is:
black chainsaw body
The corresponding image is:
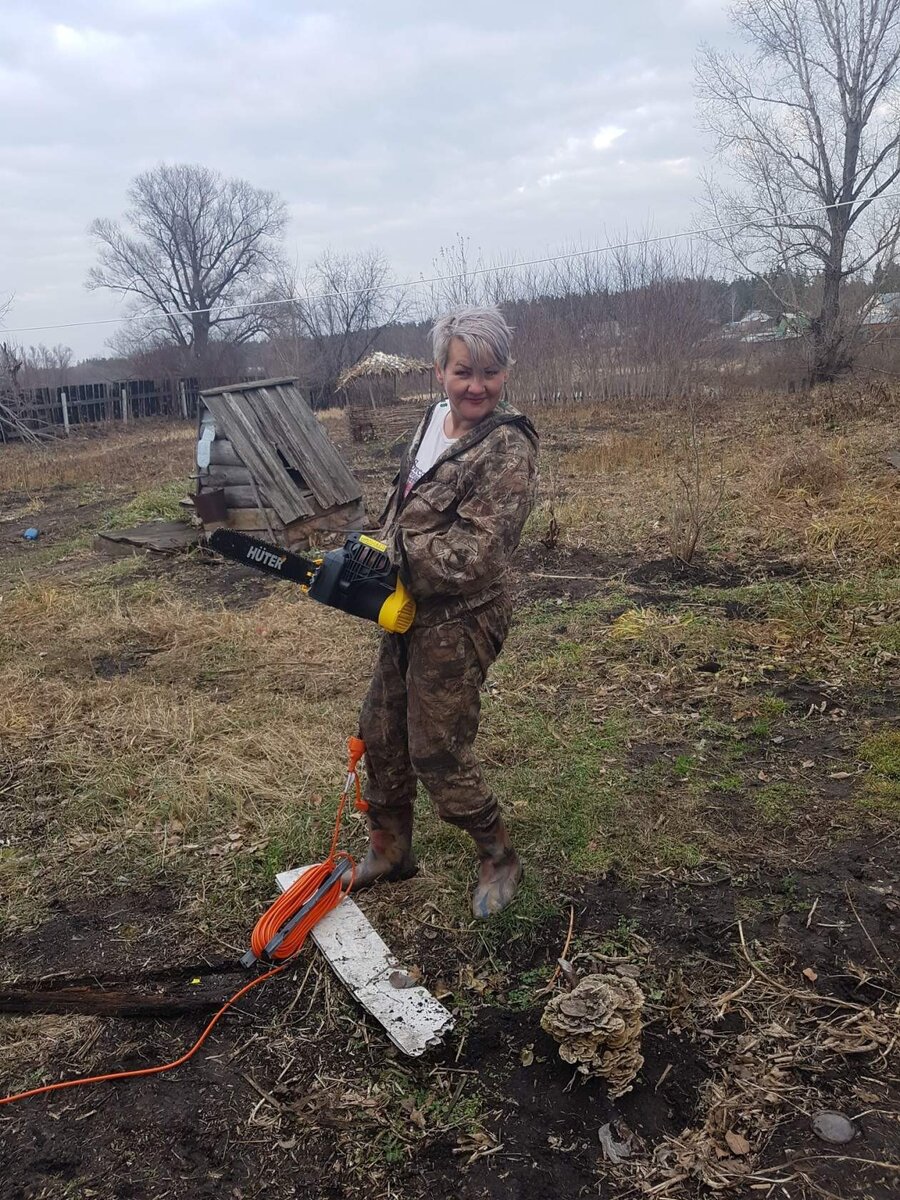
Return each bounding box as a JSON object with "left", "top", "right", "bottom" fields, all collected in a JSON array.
[
  {"left": 308, "top": 536, "right": 397, "bottom": 624},
  {"left": 207, "top": 528, "right": 415, "bottom": 632}
]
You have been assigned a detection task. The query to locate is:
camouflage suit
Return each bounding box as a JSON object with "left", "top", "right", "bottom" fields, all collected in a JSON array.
[{"left": 358, "top": 401, "right": 539, "bottom": 833}]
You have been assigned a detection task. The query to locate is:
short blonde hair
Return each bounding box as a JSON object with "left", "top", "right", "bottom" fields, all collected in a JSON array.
[{"left": 431, "top": 305, "right": 514, "bottom": 371}]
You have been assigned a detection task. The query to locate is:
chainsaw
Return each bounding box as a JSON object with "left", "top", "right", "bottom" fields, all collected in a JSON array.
[{"left": 207, "top": 528, "right": 416, "bottom": 633}]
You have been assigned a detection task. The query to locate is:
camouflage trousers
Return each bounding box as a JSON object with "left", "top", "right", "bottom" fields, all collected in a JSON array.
[{"left": 358, "top": 595, "right": 513, "bottom": 833}]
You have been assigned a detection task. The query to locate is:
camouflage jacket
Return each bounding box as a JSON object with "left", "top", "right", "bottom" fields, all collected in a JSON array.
[{"left": 378, "top": 400, "right": 539, "bottom": 624}]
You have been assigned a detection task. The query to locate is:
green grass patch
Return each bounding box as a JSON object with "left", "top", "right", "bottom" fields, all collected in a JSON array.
[
  {"left": 711, "top": 773, "right": 743, "bottom": 794},
  {"left": 754, "top": 783, "right": 801, "bottom": 825},
  {"left": 860, "top": 730, "right": 900, "bottom": 778},
  {"left": 506, "top": 966, "right": 552, "bottom": 1011},
  {"left": 673, "top": 753, "right": 695, "bottom": 779},
  {"left": 104, "top": 480, "right": 189, "bottom": 528},
  {"left": 857, "top": 730, "right": 900, "bottom": 816}
]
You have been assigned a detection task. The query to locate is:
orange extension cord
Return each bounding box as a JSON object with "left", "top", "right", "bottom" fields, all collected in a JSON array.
[{"left": 0, "top": 737, "right": 369, "bottom": 1110}]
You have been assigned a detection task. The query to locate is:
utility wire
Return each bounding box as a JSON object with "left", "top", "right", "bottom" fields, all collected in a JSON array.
[{"left": 4, "top": 190, "right": 899, "bottom": 337}]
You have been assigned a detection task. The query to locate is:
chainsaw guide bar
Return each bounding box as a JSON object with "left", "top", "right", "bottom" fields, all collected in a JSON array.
[
  {"left": 207, "top": 528, "right": 317, "bottom": 585},
  {"left": 206, "top": 527, "right": 416, "bottom": 633}
]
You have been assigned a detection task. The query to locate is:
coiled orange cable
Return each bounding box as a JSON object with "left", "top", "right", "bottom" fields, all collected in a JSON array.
[{"left": 0, "top": 736, "right": 369, "bottom": 1110}]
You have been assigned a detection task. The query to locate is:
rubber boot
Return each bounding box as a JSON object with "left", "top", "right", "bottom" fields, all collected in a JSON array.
[
  {"left": 470, "top": 817, "right": 523, "bottom": 919},
  {"left": 351, "top": 807, "right": 418, "bottom": 891}
]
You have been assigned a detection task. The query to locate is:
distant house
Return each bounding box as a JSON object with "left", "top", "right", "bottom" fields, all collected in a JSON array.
[
  {"left": 775, "top": 311, "right": 810, "bottom": 339},
  {"left": 735, "top": 309, "right": 773, "bottom": 326},
  {"left": 727, "top": 308, "right": 811, "bottom": 343},
  {"left": 723, "top": 309, "right": 778, "bottom": 342},
  {"left": 862, "top": 292, "right": 900, "bottom": 327}
]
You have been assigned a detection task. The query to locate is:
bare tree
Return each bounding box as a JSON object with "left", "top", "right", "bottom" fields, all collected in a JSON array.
[
  {"left": 87, "top": 163, "right": 287, "bottom": 363},
  {"left": 422, "top": 235, "right": 528, "bottom": 319},
  {"left": 16, "top": 343, "right": 74, "bottom": 394},
  {"left": 697, "top": 0, "right": 900, "bottom": 382},
  {"left": 501, "top": 234, "right": 719, "bottom": 406},
  {"left": 266, "top": 250, "right": 409, "bottom": 401},
  {"left": 0, "top": 341, "right": 54, "bottom": 443}
]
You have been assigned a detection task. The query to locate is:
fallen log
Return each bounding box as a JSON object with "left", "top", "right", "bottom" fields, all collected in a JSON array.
[{"left": 0, "top": 974, "right": 247, "bottom": 1017}]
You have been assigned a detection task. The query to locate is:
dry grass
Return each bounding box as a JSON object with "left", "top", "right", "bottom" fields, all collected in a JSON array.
[
  {"left": 534, "top": 401, "right": 898, "bottom": 570},
  {"left": 0, "top": 395, "right": 897, "bottom": 1197},
  {"left": 560, "top": 430, "right": 665, "bottom": 475},
  {"left": 0, "top": 423, "right": 196, "bottom": 495},
  {"left": 0, "top": 1015, "right": 102, "bottom": 1095},
  {"left": 0, "top": 572, "right": 375, "bottom": 932},
  {"left": 763, "top": 442, "right": 847, "bottom": 496},
  {"left": 806, "top": 484, "right": 900, "bottom": 565}
]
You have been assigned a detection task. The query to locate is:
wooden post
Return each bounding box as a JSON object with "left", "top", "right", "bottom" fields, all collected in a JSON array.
[
  {"left": 179, "top": 379, "right": 188, "bottom": 420},
  {"left": 121, "top": 381, "right": 128, "bottom": 425},
  {"left": 60, "top": 389, "right": 70, "bottom": 436}
]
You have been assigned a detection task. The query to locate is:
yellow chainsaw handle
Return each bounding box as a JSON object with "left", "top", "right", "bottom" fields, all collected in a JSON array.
[{"left": 377, "top": 576, "right": 416, "bottom": 633}]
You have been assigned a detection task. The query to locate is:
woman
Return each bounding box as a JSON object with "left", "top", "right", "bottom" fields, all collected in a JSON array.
[{"left": 354, "top": 306, "right": 539, "bottom": 918}]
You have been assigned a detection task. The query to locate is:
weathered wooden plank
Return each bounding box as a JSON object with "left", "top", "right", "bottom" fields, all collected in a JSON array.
[
  {"left": 254, "top": 387, "right": 338, "bottom": 509},
  {"left": 230, "top": 396, "right": 316, "bottom": 519},
  {"left": 215, "top": 484, "right": 265, "bottom": 508},
  {"left": 201, "top": 465, "right": 253, "bottom": 487},
  {"left": 270, "top": 383, "right": 360, "bottom": 507},
  {"left": 208, "top": 438, "right": 243, "bottom": 467},
  {"left": 238, "top": 382, "right": 361, "bottom": 509},
  {"left": 205, "top": 395, "right": 314, "bottom": 522},
  {"left": 226, "top": 506, "right": 283, "bottom": 531},
  {"left": 213, "top": 395, "right": 309, "bottom": 518},
  {"left": 201, "top": 382, "right": 361, "bottom": 524},
  {"left": 283, "top": 501, "right": 367, "bottom": 551},
  {"left": 313, "top": 500, "right": 365, "bottom": 532},
  {"left": 201, "top": 377, "right": 298, "bottom": 397}
]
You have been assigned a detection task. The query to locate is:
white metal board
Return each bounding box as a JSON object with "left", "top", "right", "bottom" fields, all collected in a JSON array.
[{"left": 276, "top": 866, "right": 455, "bottom": 1057}]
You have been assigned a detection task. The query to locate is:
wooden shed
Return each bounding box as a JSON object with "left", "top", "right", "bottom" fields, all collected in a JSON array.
[{"left": 194, "top": 378, "right": 365, "bottom": 549}]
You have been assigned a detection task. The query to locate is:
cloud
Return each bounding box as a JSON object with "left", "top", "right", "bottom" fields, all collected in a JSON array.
[
  {"left": 0, "top": 0, "right": 729, "bottom": 355},
  {"left": 593, "top": 126, "right": 627, "bottom": 151},
  {"left": 51, "top": 22, "right": 123, "bottom": 55}
]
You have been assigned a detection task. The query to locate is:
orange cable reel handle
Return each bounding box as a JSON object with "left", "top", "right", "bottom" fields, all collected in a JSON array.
[{"left": 348, "top": 734, "right": 369, "bottom": 813}]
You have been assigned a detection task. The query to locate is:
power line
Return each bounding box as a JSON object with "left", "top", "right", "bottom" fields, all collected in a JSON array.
[{"left": 4, "top": 191, "right": 899, "bottom": 338}]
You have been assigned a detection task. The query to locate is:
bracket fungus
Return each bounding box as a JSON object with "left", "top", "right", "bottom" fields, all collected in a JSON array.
[{"left": 540, "top": 973, "right": 645, "bottom": 1097}]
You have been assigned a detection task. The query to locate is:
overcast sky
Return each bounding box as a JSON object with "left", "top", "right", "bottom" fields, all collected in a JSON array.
[{"left": 1, "top": 0, "right": 735, "bottom": 358}]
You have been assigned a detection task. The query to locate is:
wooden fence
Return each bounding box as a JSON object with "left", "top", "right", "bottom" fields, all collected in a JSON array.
[{"left": 0, "top": 377, "right": 205, "bottom": 442}]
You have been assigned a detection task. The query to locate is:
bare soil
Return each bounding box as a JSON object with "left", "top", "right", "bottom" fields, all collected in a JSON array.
[
  {"left": 1, "top": 842, "right": 897, "bottom": 1200},
  {"left": 1, "top": 412, "right": 897, "bottom": 1199}
]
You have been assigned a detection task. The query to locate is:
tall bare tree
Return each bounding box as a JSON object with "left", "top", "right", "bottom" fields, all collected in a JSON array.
[
  {"left": 266, "top": 250, "right": 408, "bottom": 401},
  {"left": 87, "top": 163, "right": 287, "bottom": 363},
  {"left": 697, "top": 0, "right": 900, "bottom": 381}
]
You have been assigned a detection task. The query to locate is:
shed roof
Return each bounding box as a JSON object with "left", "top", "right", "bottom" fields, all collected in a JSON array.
[
  {"left": 337, "top": 351, "right": 432, "bottom": 390},
  {"left": 201, "top": 378, "right": 361, "bottom": 524}
]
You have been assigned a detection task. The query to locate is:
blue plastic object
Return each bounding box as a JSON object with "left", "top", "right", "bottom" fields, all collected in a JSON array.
[{"left": 22, "top": 527, "right": 40, "bottom": 541}]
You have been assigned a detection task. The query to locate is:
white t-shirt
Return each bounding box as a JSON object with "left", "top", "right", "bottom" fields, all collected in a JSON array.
[{"left": 404, "top": 401, "right": 457, "bottom": 496}]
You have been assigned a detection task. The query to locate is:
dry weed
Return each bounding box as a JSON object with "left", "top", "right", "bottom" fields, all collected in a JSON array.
[
  {"left": 561, "top": 431, "right": 664, "bottom": 476},
  {"left": 807, "top": 486, "right": 900, "bottom": 565},
  {"left": 608, "top": 607, "right": 697, "bottom": 665},
  {"left": 764, "top": 443, "right": 847, "bottom": 496},
  {"left": 0, "top": 575, "right": 374, "bottom": 919},
  {"left": 0, "top": 423, "right": 196, "bottom": 495},
  {"left": 802, "top": 377, "right": 897, "bottom": 426},
  {"left": 0, "top": 1016, "right": 102, "bottom": 1096},
  {"left": 605, "top": 951, "right": 900, "bottom": 1197}
]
